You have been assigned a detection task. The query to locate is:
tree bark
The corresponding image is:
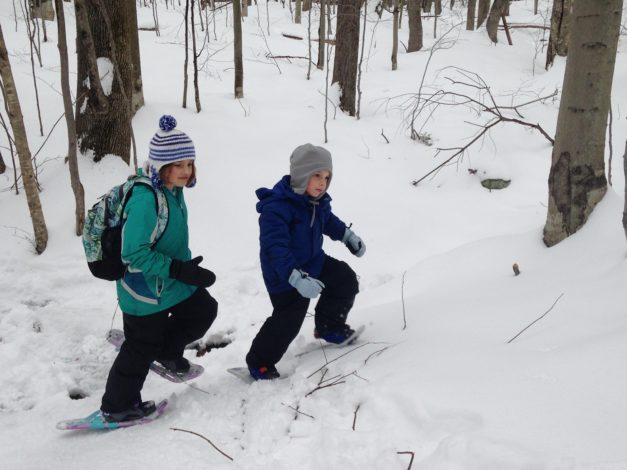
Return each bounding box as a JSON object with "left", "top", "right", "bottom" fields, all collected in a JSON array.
[
  {"left": 317, "top": 0, "right": 326, "bottom": 69},
  {"left": 55, "top": 0, "right": 85, "bottom": 235},
  {"left": 392, "top": 0, "right": 400, "bottom": 70},
  {"left": 0, "top": 25, "right": 48, "bottom": 254},
  {"left": 332, "top": 0, "right": 361, "bottom": 115},
  {"left": 295, "top": 0, "right": 302, "bottom": 23},
  {"left": 546, "top": 0, "right": 573, "bottom": 70},
  {"left": 128, "top": 1, "right": 144, "bottom": 114},
  {"left": 543, "top": 0, "right": 623, "bottom": 247},
  {"left": 407, "top": 0, "right": 423, "bottom": 52},
  {"left": 191, "top": 0, "right": 201, "bottom": 110},
  {"left": 233, "top": 0, "right": 244, "bottom": 98},
  {"left": 466, "top": 0, "right": 476, "bottom": 31},
  {"left": 624, "top": 139, "right": 627, "bottom": 240},
  {"left": 486, "top": 0, "right": 508, "bottom": 43},
  {"left": 75, "top": 0, "right": 132, "bottom": 163},
  {"left": 476, "top": 0, "right": 489, "bottom": 28}
]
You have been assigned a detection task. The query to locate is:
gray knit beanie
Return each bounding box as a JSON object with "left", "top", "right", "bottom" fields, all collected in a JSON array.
[{"left": 289, "top": 143, "right": 333, "bottom": 195}]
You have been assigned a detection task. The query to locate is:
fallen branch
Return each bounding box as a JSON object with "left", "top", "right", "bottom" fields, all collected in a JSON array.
[
  {"left": 401, "top": 270, "right": 407, "bottom": 329},
  {"left": 305, "top": 370, "right": 356, "bottom": 397},
  {"left": 352, "top": 404, "right": 360, "bottom": 430},
  {"left": 507, "top": 293, "right": 564, "bottom": 344},
  {"left": 397, "top": 451, "right": 415, "bottom": 469},
  {"left": 307, "top": 342, "right": 370, "bottom": 378},
  {"left": 282, "top": 402, "right": 315, "bottom": 420},
  {"left": 170, "top": 427, "right": 234, "bottom": 461},
  {"left": 364, "top": 345, "right": 392, "bottom": 365},
  {"left": 499, "top": 23, "right": 550, "bottom": 30}
]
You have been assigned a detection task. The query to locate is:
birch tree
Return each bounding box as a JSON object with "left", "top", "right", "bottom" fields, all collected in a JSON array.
[
  {"left": 543, "top": 0, "right": 623, "bottom": 247},
  {"left": 0, "top": 25, "right": 48, "bottom": 253}
]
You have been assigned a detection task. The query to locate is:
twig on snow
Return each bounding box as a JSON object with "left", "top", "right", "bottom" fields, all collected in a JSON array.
[
  {"left": 170, "top": 427, "right": 234, "bottom": 461},
  {"left": 352, "top": 404, "right": 360, "bottom": 430},
  {"left": 507, "top": 293, "right": 564, "bottom": 344},
  {"left": 397, "top": 451, "right": 415, "bottom": 469},
  {"left": 282, "top": 402, "right": 315, "bottom": 420}
]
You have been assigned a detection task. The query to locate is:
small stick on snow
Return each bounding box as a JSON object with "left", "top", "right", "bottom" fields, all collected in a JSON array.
[
  {"left": 507, "top": 293, "right": 564, "bottom": 344},
  {"left": 352, "top": 404, "right": 360, "bottom": 431},
  {"left": 171, "top": 428, "right": 234, "bottom": 461},
  {"left": 397, "top": 451, "right": 415, "bottom": 469}
]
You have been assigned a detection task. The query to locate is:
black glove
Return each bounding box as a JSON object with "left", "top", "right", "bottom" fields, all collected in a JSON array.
[{"left": 169, "top": 256, "right": 216, "bottom": 287}]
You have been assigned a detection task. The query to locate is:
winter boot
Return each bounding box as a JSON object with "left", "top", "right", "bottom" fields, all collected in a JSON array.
[
  {"left": 248, "top": 365, "right": 281, "bottom": 381},
  {"left": 157, "top": 356, "right": 191, "bottom": 374},
  {"left": 102, "top": 400, "right": 157, "bottom": 423},
  {"left": 314, "top": 324, "right": 357, "bottom": 345}
]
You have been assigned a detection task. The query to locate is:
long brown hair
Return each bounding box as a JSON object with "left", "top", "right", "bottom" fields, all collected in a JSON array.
[{"left": 159, "top": 160, "right": 196, "bottom": 188}]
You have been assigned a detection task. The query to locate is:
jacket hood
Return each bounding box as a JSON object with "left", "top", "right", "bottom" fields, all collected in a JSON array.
[{"left": 256, "top": 175, "right": 332, "bottom": 214}]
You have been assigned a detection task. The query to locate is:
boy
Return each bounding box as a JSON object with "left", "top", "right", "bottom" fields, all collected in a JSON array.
[{"left": 246, "top": 143, "right": 366, "bottom": 380}]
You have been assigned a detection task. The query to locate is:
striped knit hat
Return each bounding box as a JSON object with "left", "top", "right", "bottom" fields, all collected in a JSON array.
[{"left": 145, "top": 115, "right": 196, "bottom": 188}]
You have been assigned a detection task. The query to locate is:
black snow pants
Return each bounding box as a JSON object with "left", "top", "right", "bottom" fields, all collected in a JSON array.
[
  {"left": 101, "top": 287, "right": 217, "bottom": 413},
  {"left": 246, "top": 255, "right": 359, "bottom": 368}
]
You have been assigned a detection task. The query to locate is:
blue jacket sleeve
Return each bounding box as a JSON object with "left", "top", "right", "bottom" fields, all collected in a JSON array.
[
  {"left": 259, "top": 203, "right": 298, "bottom": 282},
  {"left": 324, "top": 210, "right": 347, "bottom": 241},
  {"left": 120, "top": 186, "right": 172, "bottom": 279}
]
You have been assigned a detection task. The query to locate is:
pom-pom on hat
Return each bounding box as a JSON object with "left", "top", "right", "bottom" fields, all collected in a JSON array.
[
  {"left": 145, "top": 115, "right": 196, "bottom": 188},
  {"left": 289, "top": 143, "right": 333, "bottom": 196}
]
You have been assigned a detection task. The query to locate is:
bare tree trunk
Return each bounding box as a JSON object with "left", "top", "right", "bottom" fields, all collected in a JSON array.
[
  {"left": 407, "top": 0, "right": 423, "bottom": 52},
  {"left": 466, "top": 0, "right": 476, "bottom": 31},
  {"left": 191, "top": 0, "right": 201, "bottom": 110},
  {"left": 233, "top": 0, "right": 244, "bottom": 98},
  {"left": 422, "top": 0, "right": 432, "bottom": 12},
  {"left": 486, "top": 0, "right": 508, "bottom": 43},
  {"left": 128, "top": 1, "right": 144, "bottom": 113},
  {"left": 0, "top": 150, "right": 5, "bottom": 174},
  {"left": 242, "top": 0, "right": 248, "bottom": 17},
  {"left": 23, "top": 1, "right": 44, "bottom": 137},
  {"left": 74, "top": 0, "right": 108, "bottom": 112},
  {"left": 295, "top": 0, "right": 301, "bottom": 22},
  {"left": 476, "top": 0, "right": 489, "bottom": 28},
  {"left": 392, "top": 0, "right": 400, "bottom": 70},
  {"left": 303, "top": 0, "right": 311, "bottom": 11},
  {"left": 183, "top": 0, "right": 189, "bottom": 107},
  {"left": 546, "top": 0, "right": 572, "bottom": 70},
  {"left": 356, "top": 0, "right": 367, "bottom": 119},
  {"left": 75, "top": 0, "right": 132, "bottom": 164},
  {"left": 623, "top": 139, "right": 627, "bottom": 239},
  {"left": 333, "top": 0, "right": 361, "bottom": 115},
  {"left": 543, "top": 0, "right": 623, "bottom": 247},
  {"left": 317, "top": 0, "right": 326, "bottom": 69},
  {"left": 54, "top": 0, "right": 85, "bottom": 235},
  {"left": 534, "top": 0, "right": 539, "bottom": 15},
  {"left": 0, "top": 25, "right": 48, "bottom": 254}
]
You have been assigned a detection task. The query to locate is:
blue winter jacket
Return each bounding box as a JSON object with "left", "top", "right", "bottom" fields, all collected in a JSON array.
[{"left": 257, "top": 175, "right": 347, "bottom": 294}]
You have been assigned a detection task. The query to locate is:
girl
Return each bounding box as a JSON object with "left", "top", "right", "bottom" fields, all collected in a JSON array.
[{"left": 100, "top": 115, "right": 218, "bottom": 422}]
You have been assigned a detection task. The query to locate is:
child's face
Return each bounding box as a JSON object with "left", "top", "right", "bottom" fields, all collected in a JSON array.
[
  {"left": 305, "top": 170, "right": 330, "bottom": 198},
  {"left": 163, "top": 159, "right": 194, "bottom": 189}
]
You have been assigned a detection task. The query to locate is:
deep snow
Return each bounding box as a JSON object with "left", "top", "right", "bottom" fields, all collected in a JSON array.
[{"left": 1, "top": 1, "right": 626, "bottom": 469}]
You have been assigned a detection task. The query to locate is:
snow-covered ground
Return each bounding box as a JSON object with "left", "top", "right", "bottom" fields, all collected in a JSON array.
[{"left": 1, "top": 1, "right": 626, "bottom": 469}]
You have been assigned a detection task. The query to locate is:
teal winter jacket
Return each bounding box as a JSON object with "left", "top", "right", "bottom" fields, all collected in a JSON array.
[{"left": 117, "top": 184, "right": 197, "bottom": 315}]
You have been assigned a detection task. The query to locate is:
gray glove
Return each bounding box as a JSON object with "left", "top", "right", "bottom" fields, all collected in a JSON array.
[
  {"left": 288, "top": 269, "right": 325, "bottom": 299},
  {"left": 342, "top": 228, "right": 366, "bottom": 257}
]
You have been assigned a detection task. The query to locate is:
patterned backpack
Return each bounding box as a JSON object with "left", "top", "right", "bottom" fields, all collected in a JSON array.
[{"left": 82, "top": 175, "right": 169, "bottom": 281}]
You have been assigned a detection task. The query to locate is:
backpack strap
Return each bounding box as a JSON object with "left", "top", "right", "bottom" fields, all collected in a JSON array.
[{"left": 121, "top": 176, "right": 170, "bottom": 247}]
